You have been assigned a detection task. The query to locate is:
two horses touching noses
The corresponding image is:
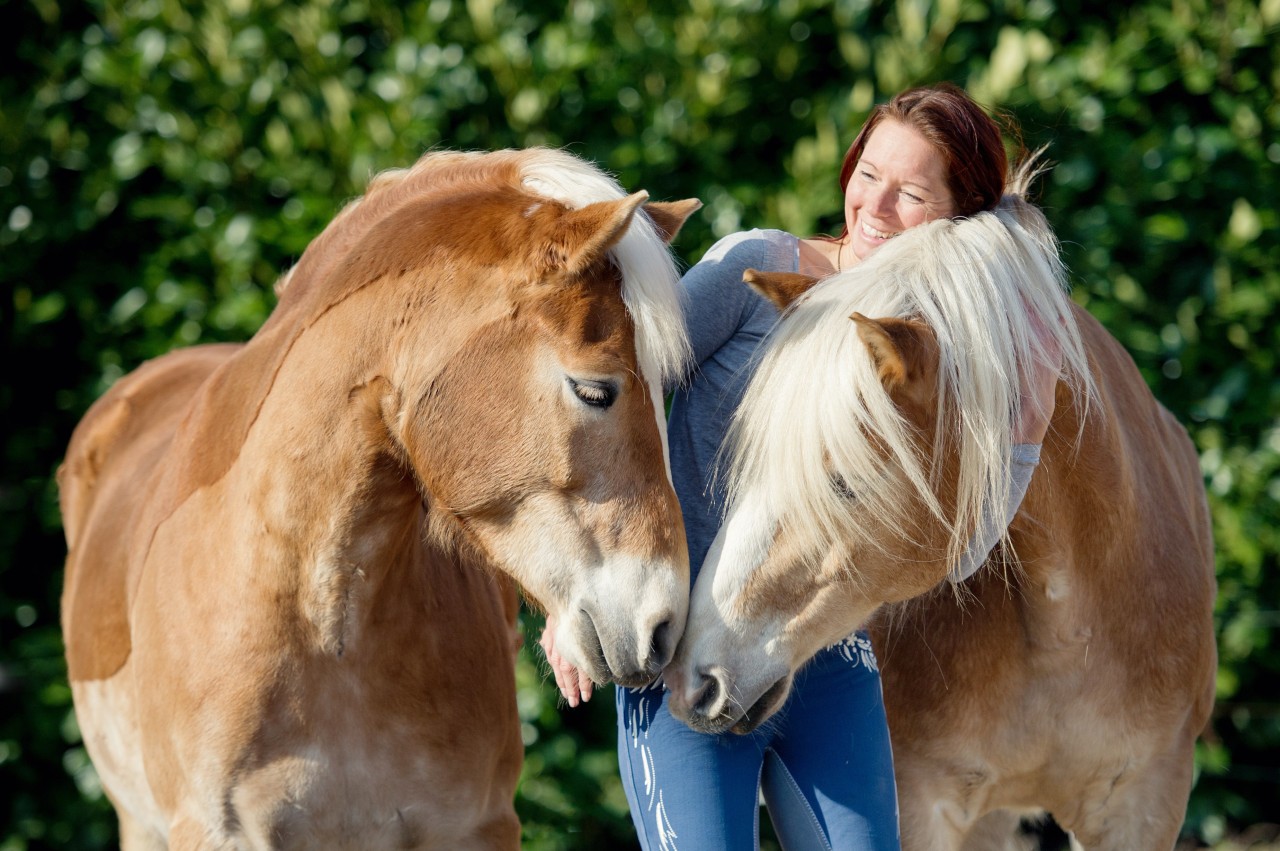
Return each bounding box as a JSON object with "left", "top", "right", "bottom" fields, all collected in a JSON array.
[{"left": 59, "top": 147, "right": 1216, "bottom": 850}]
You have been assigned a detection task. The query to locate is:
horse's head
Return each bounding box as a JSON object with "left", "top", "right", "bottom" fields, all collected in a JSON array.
[
  {"left": 307, "top": 149, "right": 700, "bottom": 687},
  {"left": 666, "top": 274, "right": 959, "bottom": 734},
  {"left": 665, "top": 202, "right": 1090, "bottom": 733}
]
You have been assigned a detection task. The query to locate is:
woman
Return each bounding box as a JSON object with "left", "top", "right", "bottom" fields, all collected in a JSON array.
[{"left": 542, "top": 83, "right": 1060, "bottom": 850}]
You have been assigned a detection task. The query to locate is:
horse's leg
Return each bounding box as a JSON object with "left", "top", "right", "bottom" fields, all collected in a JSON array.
[
  {"left": 166, "top": 816, "right": 233, "bottom": 851},
  {"left": 896, "top": 768, "right": 971, "bottom": 851},
  {"left": 1056, "top": 744, "right": 1194, "bottom": 851},
  {"left": 457, "top": 812, "right": 521, "bottom": 851}
]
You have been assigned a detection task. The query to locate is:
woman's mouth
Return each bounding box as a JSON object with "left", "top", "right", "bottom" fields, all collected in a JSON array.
[{"left": 861, "top": 221, "right": 899, "bottom": 240}]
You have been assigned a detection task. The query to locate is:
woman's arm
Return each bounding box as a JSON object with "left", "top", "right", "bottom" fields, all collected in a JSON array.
[
  {"left": 951, "top": 308, "right": 1064, "bottom": 582},
  {"left": 668, "top": 230, "right": 775, "bottom": 388}
]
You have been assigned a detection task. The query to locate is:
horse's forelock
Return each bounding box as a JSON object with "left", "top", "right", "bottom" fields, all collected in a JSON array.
[
  {"left": 517, "top": 149, "right": 691, "bottom": 389},
  {"left": 726, "top": 197, "right": 1092, "bottom": 577}
]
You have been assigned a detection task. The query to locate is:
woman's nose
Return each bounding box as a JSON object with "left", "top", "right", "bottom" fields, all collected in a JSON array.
[{"left": 869, "top": 187, "right": 896, "bottom": 217}]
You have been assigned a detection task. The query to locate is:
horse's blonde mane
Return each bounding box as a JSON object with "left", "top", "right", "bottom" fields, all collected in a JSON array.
[
  {"left": 725, "top": 173, "right": 1094, "bottom": 574},
  {"left": 518, "top": 148, "right": 691, "bottom": 388},
  {"left": 274, "top": 148, "right": 690, "bottom": 388}
]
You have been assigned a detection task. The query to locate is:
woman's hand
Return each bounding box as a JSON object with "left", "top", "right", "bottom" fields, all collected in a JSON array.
[
  {"left": 538, "top": 615, "right": 594, "bottom": 707},
  {"left": 1014, "top": 308, "right": 1063, "bottom": 445}
]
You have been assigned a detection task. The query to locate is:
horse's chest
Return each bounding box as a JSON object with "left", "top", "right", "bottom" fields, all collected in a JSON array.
[
  {"left": 225, "top": 732, "right": 514, "bottom": 849},
  {"left": 208, "top": 672, "right": 520, "bottom": 849}
]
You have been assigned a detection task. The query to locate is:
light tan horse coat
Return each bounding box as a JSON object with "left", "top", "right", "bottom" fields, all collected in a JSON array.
[{"left": 59, "top": 148, "right": 699, "bottom": 850}]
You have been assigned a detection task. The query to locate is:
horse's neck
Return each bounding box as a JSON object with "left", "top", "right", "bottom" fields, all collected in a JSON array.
[
  {"left": 230, "top": 339, "right": 424, "bottom": 656},
  {"left": 304, "top": 454, "right": 424, "bottom": 658},
  {"left": 222, "top": 280, "right": 510, "bottom": 656}
]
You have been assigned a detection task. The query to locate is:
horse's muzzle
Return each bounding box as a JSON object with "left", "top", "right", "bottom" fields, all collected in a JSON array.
[{"left": 670, "top": 667, "right": 793, "bottom": 736}]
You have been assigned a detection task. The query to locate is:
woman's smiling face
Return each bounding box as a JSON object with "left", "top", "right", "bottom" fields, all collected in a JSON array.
[{"left": 844, "top": 118, "right": 957, "bottom": 261}]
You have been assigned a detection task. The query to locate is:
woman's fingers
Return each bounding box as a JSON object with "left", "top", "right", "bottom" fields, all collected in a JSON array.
[
  {"left": 576, "top": 670, "right": 594, "bottom": 703},
  {"left": 538, "top": 620, "right": 591, "bottom": 707}
]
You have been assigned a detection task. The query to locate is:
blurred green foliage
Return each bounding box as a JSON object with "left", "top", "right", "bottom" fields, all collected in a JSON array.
[{"left": 2, "top": 0, "right": 1277, "bottom": 847}]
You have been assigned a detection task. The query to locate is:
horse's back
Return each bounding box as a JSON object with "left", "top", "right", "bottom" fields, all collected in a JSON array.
[
  {"left": 1062, "top": 305, "right": 1215, "bottom": 605},
  {"left": 59, "top": 343, "right": 241, "bottom": 682}
]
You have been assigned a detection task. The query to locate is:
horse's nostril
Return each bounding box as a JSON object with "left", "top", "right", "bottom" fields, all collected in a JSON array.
[
  {"left": 648, "top": 619, "right": 673, "bottom": 670},
  {"left": 691, "top": 668, "right": 721, "bottom": 718}
]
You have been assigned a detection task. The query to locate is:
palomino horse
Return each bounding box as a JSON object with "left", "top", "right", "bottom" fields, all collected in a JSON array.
[
  {"left": 58, "top": 148, "right": 700, "bottom": 850},
  {"left": 664, "top": 189, "right": 1217, "bottom": 849}
]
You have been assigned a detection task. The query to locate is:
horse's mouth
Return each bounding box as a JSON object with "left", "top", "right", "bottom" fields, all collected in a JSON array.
[
  {"left": 574, "top": 609, "right": 612, "bottom": 683},
  {"left": 729, "top": 676, "right": 791, "bottom": 734},
  {"left": 576, "top": 609, "right": 657, "bottom": 689}
]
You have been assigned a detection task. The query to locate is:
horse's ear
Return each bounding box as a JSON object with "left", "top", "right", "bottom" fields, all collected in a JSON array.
[
  {"left": 743, "top": 269, "right": 820, "bottom": 312},
  {"left": 851, "top": 312, "right": 915, "bottom": 390},
  {"left": 644, "top": 198, "right": 702, "bottom": 244},
  {"left": 554, "top": 191, "right": 650, "bottom": 276}
]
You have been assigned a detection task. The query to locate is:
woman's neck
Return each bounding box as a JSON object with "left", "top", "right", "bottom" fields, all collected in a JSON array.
[{"left": 798, "top": 235, "right": 853, "bottom": 276}]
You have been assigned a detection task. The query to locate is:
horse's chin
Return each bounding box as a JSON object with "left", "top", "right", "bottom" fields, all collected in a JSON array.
[{"left": 729, "top": 675, "right": 792, "bottom": 734}]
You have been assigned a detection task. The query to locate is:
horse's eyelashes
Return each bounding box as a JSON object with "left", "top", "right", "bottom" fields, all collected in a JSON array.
[{"left": 568, "top": 377, "right": 617, "bottom": 409}]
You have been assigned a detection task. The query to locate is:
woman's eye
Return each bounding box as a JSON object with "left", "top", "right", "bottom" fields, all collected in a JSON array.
[
  {"left": 568, "top": 378, "right": 617, "bottom": 409},
  {"left": 902, "top": 191, "right": 923, "bottom": 204}
]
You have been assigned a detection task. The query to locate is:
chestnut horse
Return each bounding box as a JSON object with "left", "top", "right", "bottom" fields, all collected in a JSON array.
[
  {"left": 58, "top": 148, "right": 699, "bottom": 850},
  {"left": 665, "top": 188, "right": 1216, "bottom": 849}
]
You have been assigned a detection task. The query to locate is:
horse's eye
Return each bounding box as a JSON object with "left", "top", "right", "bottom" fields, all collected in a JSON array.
[
  {"left": 568, "top": 378, "right": 617, "bottom": 409},
  {"left": 830, "top": 473, "right": 857, "bottom": 501}
]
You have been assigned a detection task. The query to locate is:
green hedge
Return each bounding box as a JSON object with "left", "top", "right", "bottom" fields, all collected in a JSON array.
[{"left": 3, "top": 0, "right": 1277, "bottom": 847}]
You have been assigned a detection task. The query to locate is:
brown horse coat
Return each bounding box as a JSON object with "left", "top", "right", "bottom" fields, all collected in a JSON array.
[{"left": 873, "top": 303, "right": 1216, "bottom": 850}]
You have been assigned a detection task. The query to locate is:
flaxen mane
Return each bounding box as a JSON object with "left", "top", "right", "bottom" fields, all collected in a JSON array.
[{"left": 726, "top": 173, "right": 1095, "bottom": 576}]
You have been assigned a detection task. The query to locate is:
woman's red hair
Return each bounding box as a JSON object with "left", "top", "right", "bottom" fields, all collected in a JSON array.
[{"left": 837, "top": 83, "right": 1023, "bottom": 221}]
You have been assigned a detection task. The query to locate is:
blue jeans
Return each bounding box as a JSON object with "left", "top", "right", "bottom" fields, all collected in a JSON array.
[{"left": 616, "top": 633, "right": 900, "bottom": 851}]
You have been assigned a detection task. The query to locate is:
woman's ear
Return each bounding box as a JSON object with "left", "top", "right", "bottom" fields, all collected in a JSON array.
[{"left": 742, "top": 269, "right": 820, "bottom": 311}]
